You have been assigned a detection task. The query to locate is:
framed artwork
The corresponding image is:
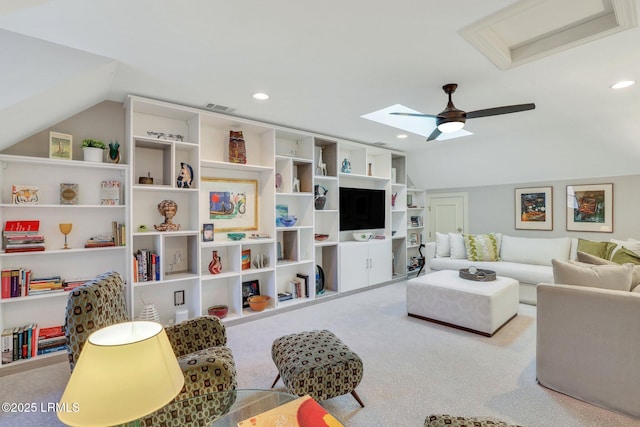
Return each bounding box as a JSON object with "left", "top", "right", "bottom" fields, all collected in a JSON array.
[
  {"left": 49, "top": 132, "right": 73, "bottom": 160},
  {"left": 241, "top": 279, "right": 260, "bottom": 308},
  {"left": 202, "top": 223, "right": 214, "bottom": 242},
  {"left": 174, "top": 290, "right": 185, "bottom": 306},
  {"left": 566, "top": 183, "right": 613, "bottom": 232},
  {"left": 202, "top": 177, "right": 258, "bottom": 232},
  {"left": 515, "top": 186, "right": 553, "bottom": 230}
]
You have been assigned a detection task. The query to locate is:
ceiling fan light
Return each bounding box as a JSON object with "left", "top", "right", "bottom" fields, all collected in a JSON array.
[{"left": 437, "top": 121, "right": 465, "bottom": 133}]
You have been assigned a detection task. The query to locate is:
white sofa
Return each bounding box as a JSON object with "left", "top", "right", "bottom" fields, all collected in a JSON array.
[{"left": 424, "top": 233, "right": 578, "bottom": 305}]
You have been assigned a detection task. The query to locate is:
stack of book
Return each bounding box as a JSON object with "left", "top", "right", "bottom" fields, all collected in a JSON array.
[
  {"left": 85, "top": 233, "right": 116, "bottom": 248},
  {"left": 36, "top": 326, "right": 66, "bottom": 356},
  {"left": 1, "top": 268, "right": 31, "bottom": 298},
  {"left": 28, "top": 276, "right": 64, "bottom": 295},
  {"left": 1, "top": 323, "right": 38, "bottom": 364},
  {"left": 133, "top": 249, "right": 160, "bottom": 282},
  {"left": 3, "top": 220, "right": 44, "bottom": 253}
]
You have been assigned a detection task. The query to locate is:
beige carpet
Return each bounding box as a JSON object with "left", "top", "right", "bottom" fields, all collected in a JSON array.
[{"left": 1, "top": 280, "right": 639, "bottom": 426}]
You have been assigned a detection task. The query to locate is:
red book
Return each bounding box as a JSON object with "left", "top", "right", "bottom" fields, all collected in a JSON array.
[
  {"left": 1, "top": 270, "right": 10, "bottom": 299},
  {"left": 4, "top": 221, "right": 40, "bottom": 232},
  {"left": 4, "top": 247, "right": 45, "bottom": 253},
  {"left": 38, "top": 326, "right": 64, "bottom": 339}
]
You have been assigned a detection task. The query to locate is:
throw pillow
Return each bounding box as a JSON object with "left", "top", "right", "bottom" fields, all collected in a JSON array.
[
  {"left": 576, "top": 251, "right": 617, "bottom": 265},
  {"left": 611, "top": 247, "right": 640, "bottom": 265},
  {"left": 576, "top": 238, "right": 617, "bottom": 260},
  {"left": 435, "top": 232, "right": 450, "bottom": 258},
  {"left": 463, "top": 233, "right": 499, "bottom": 262},
  {"left": 552, "top": 259, "right": 633, "bottom": 292},
  {"left": 610, "top": 239, "right": 640, "bottom": 258},
  {"left": 448, "top": 233, "right": 467, "bottom": 259}
]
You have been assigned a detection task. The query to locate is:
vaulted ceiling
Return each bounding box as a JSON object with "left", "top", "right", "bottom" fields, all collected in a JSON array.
[{"left": 1, "top": 0, "right": 638, "bottom": 188}]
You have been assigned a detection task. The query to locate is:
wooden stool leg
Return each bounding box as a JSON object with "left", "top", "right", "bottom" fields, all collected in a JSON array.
[
  {"left": 351, "top": 390, "right": 365, "bottom": 408},
  {"left": 270, "top": 373, "right": 280, "bottom": 389}
]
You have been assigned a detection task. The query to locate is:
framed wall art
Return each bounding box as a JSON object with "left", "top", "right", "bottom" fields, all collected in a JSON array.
[
  {"left": 566, "top": 183, "right": 613, "bottom": 232},
  {"left": 49, "top": 132, "right": 73, "bottom": 160},
  {"left": 515, "top": 186, "right": 553, "bottom": 230},
  {"left": 202, "top": 177, "right": 258, "bottom": 232},
  {"left": 241, "top": 279, "right": 260, "bottom": 308}
]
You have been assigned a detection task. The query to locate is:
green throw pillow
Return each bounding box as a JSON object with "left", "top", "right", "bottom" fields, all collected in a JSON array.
[
  {"left": 611, "top": 247, "right": 640, "bottom": 265},
  {"left": 463, "top": 233, "right": 499, "bottom": 262},
  {"left": 577, "top": 238, "right": 617, "bottom": 260}
]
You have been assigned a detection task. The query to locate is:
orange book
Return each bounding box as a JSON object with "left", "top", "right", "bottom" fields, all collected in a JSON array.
[{"left": 237, "top": 395, "right": 343, "bottom": 427}]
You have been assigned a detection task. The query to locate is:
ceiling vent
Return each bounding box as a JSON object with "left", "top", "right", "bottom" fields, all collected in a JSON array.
[
  {"left": 205, "top": 103, "right": 235, "bottom": 113},
  {"left": 460, "top": 0, "right": 637, "bottom": 70}
]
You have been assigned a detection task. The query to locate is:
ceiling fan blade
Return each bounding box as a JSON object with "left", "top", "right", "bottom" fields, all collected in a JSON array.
[
  {"left": 427, "top": 128, "right": 441, "bottom": 141},
  {"left": 390, "top": 112, "right": 440, "bottom": 118},
  {"left": 466, "top": 103, "right": 535, "bottom": 119}
]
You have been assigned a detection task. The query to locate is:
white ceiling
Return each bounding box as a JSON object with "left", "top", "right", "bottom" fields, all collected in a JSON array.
[{"left": 0, "top": 0, "right": 638, "bottom": 188}]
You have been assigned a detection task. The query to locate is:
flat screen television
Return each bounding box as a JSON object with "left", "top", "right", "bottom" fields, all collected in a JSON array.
[{"left": 339, "top": 187, "right": 385, "bottom": 231}]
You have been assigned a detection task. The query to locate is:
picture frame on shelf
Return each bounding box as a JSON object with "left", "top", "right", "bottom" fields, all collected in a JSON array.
[
  {"left": 241, "top": 279, "right": 260, "bottom": 308},
  {"left": 566, "top": 183, "right": 613, "bottom": 232},
  {"left": 174, "top": 290, "right": 185, "bottom": 306},
  {"left": 11, "top": 185, "right": 39, "bottom": 205},
  {"left": 60, "top": 183, "right": 79, "bottom": 205},
  {"left": 203, "top": 177, "right": 258, "bottom": 232},
  {"left": 515, "top": 186, "right": 553, "bottom": 231},
  {"left": 49, "top": 132, "right": 73, "bottom": 160},
  {"left": 202, "top": 223, "right": 214, "bottom": 242}
]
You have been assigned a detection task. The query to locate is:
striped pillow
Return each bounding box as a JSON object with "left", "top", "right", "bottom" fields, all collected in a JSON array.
[{"left": 463, "top": 233, "right": 500, "bottom": 262}]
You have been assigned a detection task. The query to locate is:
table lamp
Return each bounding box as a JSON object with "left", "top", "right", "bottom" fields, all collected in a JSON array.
[{"left": 57, "top": 321, "right": 184, "bottom": 427}]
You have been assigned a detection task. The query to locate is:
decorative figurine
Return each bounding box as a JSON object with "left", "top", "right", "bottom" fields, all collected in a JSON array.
[
  {"left": 177, "top": 162, "right": 193, "bottom": 188},
  {"left": 341, "top": 158, "right": 351, "bottom": 174},
  {"left": 154, "top": 200, "right": 181, "bottom": 231},
  {"left": 108, "top": 140, "right": 120, "bottom": 164},
  {"left": 316, "top": 147, "right": 327, "bottom": 176}
]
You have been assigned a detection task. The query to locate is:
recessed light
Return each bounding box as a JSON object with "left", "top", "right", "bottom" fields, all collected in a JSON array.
[
  {"left": 397, "top": 134, "right": 408, "bottom": 139},
  {"left": 252, "top": 92, "right": 269, "bottom": 100},
  {"left": 610, "top": 80, "right": 635, "bottom": 89}
]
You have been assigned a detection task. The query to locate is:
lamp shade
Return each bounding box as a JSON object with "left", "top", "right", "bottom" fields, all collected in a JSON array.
[
  {"left": 57, "top": 321, "right": 184, "bottom": 427},
  {"left": 437, "top": 120, "right": 465, "bottom": 133}
]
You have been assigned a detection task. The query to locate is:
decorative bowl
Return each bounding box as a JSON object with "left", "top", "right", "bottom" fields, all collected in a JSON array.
[
  {"left": 227, "top": 232, "right": 246, "bottom": 241},
  {"left": 352, "top": 231, "right": 373, "bottom": 242},
  {"left": 248, "top": 295, "right": 271, "bottom": 312},
  {"left": 280, "top": 216, "right": 297, "bottom": 227},
  {"left": 207, "top": 304, "right": 229, "bottom": 319},
  {"left": 314, "top": 234, "right": 329, "bottom": 241}
]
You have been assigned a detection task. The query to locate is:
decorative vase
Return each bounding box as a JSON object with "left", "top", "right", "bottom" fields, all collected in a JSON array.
[
  {"left": 208, "top": 251, "right": 222, "bottom": 274},
  {"left": 138, "top": 304, "right": 160, "bottom": 322},
  {"left": 82, "top": 146, "right": 104, "bottom": 162},
  {"left": 314, "top": 185, "right": 328, "bottom": 210},
  {"left": 177, "top": 162, "right": 194, "bottom": 188},
  {"left": 341, "top": 158, "right": 351, "bottom": 173},
  {"left": 228, "top": 130, "right": 247, "bottom": 164},
  {"left": 108, "top": 141, "right": 120, "bottom": 163}
]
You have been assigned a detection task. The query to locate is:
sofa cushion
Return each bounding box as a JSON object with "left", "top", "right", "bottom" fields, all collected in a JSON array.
[
  {"left": 611, "top": 247, "right": 640, "bottom": 265},
  {"left": 449, "top": 233, "right": 466, "bottom": 259},
  {"left": 576, "top": 251, "right": 616, "bottom": 265},
  {"left": 463, "top": 233, "right": 499, "bottom": 262},
  {"left": 435, "top": 232, "right": 450, "bottom": 257},
  {"left": 501, "top": 235, "right": 571, "bottom": 266},
  {"left": 577, "top": 238, "right": 617, "bottom": 260},
  {"left": 552, "top": 259, "right": 633, "bottom": 292},
  {"left": 610, "top": 238, "right": 640, "bottom": 257}
]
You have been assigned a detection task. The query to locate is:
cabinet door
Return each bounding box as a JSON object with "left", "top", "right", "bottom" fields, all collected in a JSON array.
[
  {"left": 368, "top": 240, "right": 392, "bottom": 286},
  {"left": 339, "top": 242, "right": 369, "bottom": 292}
]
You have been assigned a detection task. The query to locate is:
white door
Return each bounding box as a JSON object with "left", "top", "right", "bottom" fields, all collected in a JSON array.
[
  {"left": 338, "top": 242, "right": 369, "bottom": 292},
  {"left": 427, "top": 192, "right": 468, "bottom": 240}
]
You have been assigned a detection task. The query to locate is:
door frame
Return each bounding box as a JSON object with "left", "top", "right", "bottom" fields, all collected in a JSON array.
[{"left": 426, "top": 192, "right": 469, "bottom": 240}]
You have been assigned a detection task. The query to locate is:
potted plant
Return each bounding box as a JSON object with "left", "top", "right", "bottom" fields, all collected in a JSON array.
[{"left": 81, "top": 139, "right": 106, "bottom": 162}]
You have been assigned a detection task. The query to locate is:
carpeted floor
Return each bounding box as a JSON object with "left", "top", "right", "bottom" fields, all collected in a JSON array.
[{"left": 1, "top": 280, "right": 639, "bottom": 426}]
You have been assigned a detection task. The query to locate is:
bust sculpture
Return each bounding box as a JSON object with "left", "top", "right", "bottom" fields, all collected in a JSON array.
[{"left": 154, "top": 199, "right": 181, "bottom": 231}]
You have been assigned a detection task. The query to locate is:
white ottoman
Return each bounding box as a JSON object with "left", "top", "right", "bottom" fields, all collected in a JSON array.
[{"left": 407, "top": 270, "right": 519, "bottom": 336}]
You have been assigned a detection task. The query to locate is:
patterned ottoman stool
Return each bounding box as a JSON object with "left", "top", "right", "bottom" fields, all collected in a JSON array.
[{"left": 271, "top": 329, "right": 364, "bottom": 407}]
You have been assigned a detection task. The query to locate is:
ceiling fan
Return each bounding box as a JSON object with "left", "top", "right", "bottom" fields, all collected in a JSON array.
[{"left": 391, "top": 83, "right": 535, "bottom": 141}]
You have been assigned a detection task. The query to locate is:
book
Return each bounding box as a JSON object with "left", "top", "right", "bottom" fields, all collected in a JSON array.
[
  {"left": 60, "top": 183, "right": 79, "bottom": 205},
  {"left": 1, "top": 328, "right": 13, "bottom": 364},
  {"left": 1, "top": 269, "right": 10, "bottom": 299},
  {"left": 11, "top": 185, "right": 39, "bottom": 205},
  {"left": 237, "top": 395, "right": 343, "bottom": 427},
  {"left": 4, "top": 220, "right": 40, "bottom": 233},
  {"left": 296, "top": 273, "right": 310, "bottom": 298},
  {"left": 100, "top": 180, "right": 121, "bottom": 205},
  {"left": 242, "top": 249, "right": 251, "bottom": 270}
]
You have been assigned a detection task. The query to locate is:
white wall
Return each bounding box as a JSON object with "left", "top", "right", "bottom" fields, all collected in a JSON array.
[{"left": 422, "top": 174, "right": 640, "bottom": 241}]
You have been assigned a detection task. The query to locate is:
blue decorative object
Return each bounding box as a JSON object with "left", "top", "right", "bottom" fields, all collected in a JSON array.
[
  {"left": 177, "top": 162, "right": 194, "bottom": 188},
  {"left": 227, "top": 232, "right": 246, "bottom": 241},
  {"left": 108, "top": 140, "right": 120, "bottom": 164},
  {"left": 341, "top": 158, "right": 351, "bottom": 173},
  {"left": 280, "top": 216, "right": 297, "bottom": 227}
]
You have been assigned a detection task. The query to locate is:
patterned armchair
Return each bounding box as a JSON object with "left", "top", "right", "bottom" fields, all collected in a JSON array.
[{"left": 64, "top": 271, "right": 237, "bottom": 426}]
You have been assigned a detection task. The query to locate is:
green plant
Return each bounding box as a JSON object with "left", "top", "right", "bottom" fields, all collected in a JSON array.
[{"left": 81, "top": 139, "right": 106, "bottom": 149}]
